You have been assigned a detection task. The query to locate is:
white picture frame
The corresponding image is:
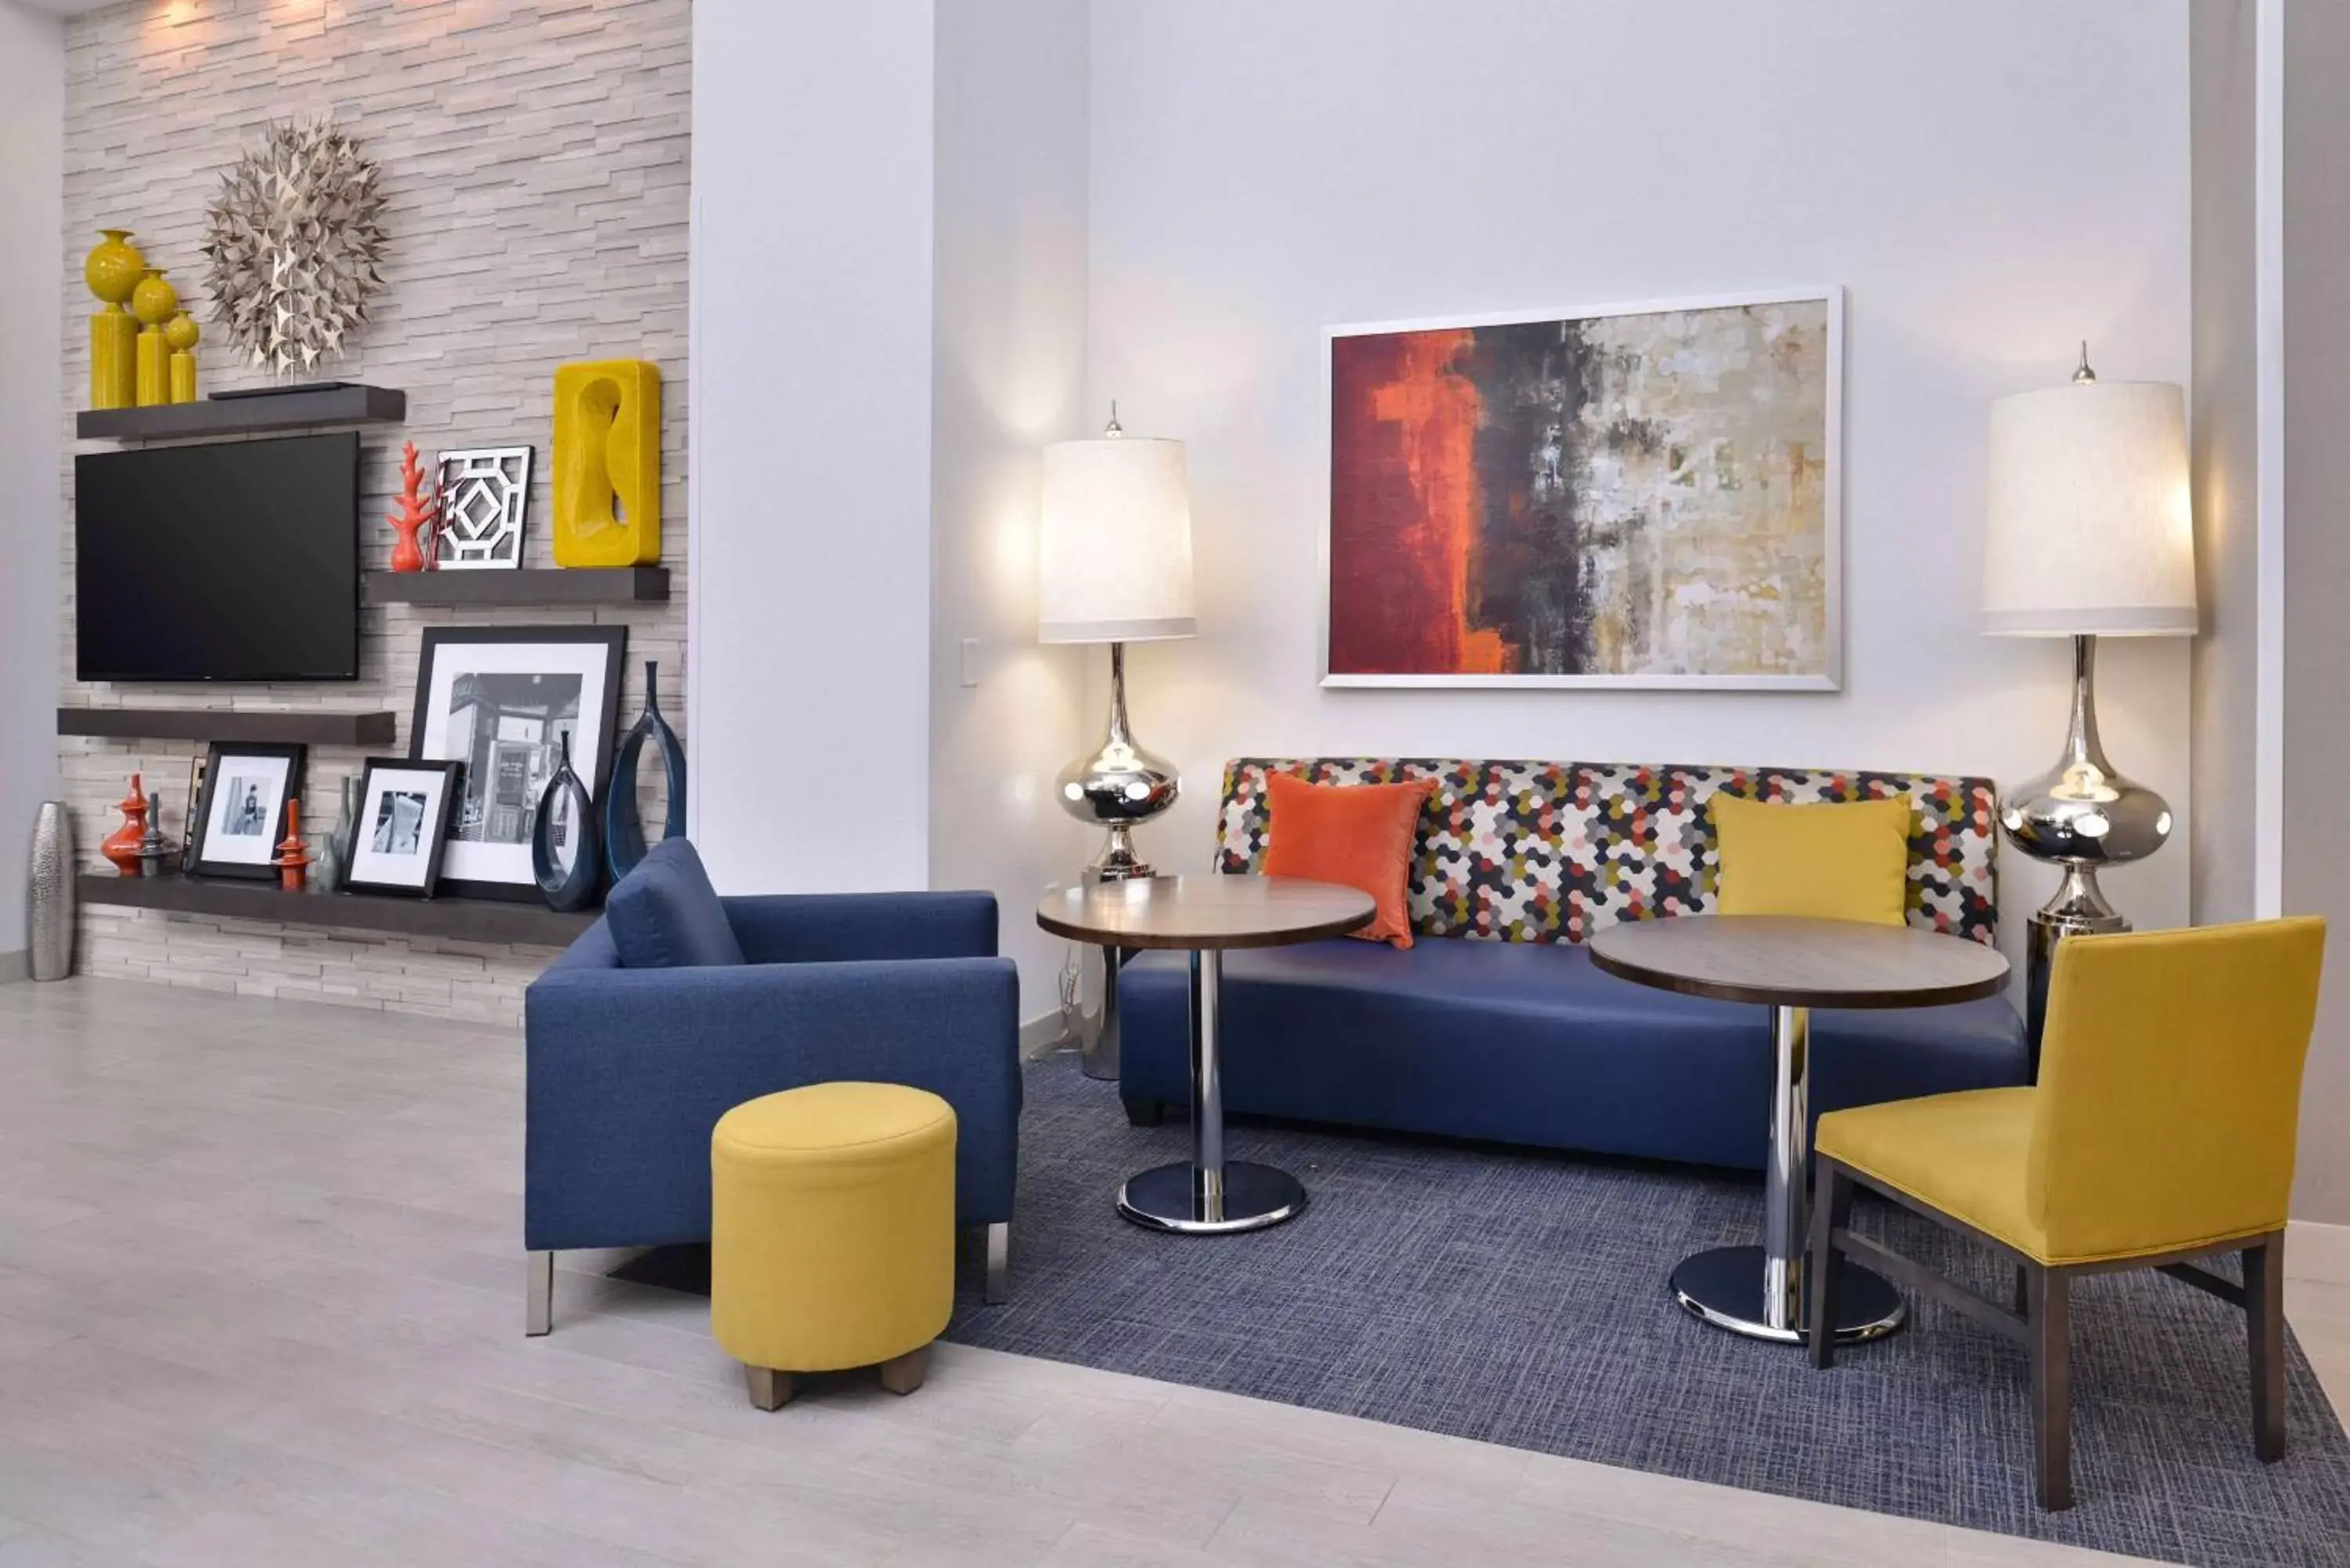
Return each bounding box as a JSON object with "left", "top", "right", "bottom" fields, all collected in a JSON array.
[
  {"left": 1320, "top": 285, "right": 1845, "bottom": 692},
  {"left": 344, "top": 759, "right": 461, "bottom": 897}
]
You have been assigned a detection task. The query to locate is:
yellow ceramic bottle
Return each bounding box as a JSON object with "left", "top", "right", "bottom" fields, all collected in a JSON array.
[
  {"left": 83, "top": 229, "right": 143, "bottom": 410},
  {"left": 131, "top": 266, "right": 179, "bottom": 409},
  {"left": 552, "top": 359, "right": 663, "bottom": 566},
  {"left": 164, "top": 313, "right": 201, "bottom": 403}
]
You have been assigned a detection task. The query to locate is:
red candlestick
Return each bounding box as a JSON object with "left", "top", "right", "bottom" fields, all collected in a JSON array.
[
  {"left": 101, "top": 771, "right": 147, "bottom": 877},
  {"left": 273, "top": 797, "right": 313, "bottom": 892}
]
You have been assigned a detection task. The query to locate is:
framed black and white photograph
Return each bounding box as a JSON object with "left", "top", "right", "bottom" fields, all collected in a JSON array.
[
  {"left": 190, "top": 742, "right": 306, "bottom": 880},
  {"left": 409, "top": 627, "right": 626, "bottom": 901},
  {"left": 345, "top": 758, "right": 461, "bottom": 897}
]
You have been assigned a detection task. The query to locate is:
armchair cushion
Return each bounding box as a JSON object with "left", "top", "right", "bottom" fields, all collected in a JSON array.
[{"left": 606, "top": 838, "right": 747, "bottom": 969}]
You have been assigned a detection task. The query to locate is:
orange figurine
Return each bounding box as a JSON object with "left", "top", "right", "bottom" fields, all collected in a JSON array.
[
  {"left": 388, "top": 441, "right": 440, "bottom": 573},
  {"left": 101, "top": 772, "right": 147, "bottom": 876},
  {"left": 273, "top": 798, "right": 313, "bottom": 891}
]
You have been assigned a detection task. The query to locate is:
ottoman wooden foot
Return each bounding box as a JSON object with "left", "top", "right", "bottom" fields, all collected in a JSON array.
[
  {"left": 745, "top": 1366, "right": 795, "bottom": 1411},
  {"left": 877, "top": 1344, "right": 931, "bottom": 1396}
]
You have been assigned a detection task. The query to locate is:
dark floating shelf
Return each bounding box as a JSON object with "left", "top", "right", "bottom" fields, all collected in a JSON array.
[
  {"left": 363, "top": 566, "right": 669, "bottom": 606},
  {"left": 76, "top": 385, "right": 406, "bottom": 442},
  {"left": 58, "top": 707, "right": 399, "bottom": 747},
  {"left": 77, "top": 872, "right": 596, "bottom": 946}
]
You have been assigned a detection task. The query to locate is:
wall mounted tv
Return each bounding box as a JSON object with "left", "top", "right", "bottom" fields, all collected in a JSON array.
[{"left": 75, "top": 432, "right": 361, "bottom": 682}]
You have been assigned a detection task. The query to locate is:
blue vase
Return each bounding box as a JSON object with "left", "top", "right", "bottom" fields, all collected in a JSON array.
[
  {"left": 604, "top": 658, "right": 685, "bottom": 881},
  {"left": 534, "top": 732, "right": 602, "bottom": 911}
]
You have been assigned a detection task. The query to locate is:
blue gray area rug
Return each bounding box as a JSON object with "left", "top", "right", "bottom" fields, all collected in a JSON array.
[{"left": 938, "top": 1051, "right": 2350, "bottom": 1566}]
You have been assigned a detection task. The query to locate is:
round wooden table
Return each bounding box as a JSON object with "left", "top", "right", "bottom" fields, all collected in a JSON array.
[
  {"left": 1037, "top": 874, "right": 1375, "bottom": 1234},
  {"left": 1588, "top": 914, "right": 2010, "bottom": 1345}
]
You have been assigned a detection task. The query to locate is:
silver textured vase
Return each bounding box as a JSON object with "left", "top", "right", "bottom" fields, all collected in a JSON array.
[{"left": 29, "top": 800, "right": 74, "bottom": 981}]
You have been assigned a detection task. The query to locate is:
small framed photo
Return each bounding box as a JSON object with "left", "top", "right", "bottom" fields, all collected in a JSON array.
[
  {"left": 345, "top": 758, "right": 464, "bottom": 898},
  {"left": 190, "top": 742, "right": 306, "bottom": 880}
]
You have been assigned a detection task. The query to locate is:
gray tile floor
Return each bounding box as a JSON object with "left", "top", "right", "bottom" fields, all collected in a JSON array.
[{"left": 3, "top": 977, "right": 2340, "bottom": 1566}]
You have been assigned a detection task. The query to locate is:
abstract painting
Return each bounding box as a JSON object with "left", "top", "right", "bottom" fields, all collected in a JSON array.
[{"left": 1325, "top": 290, "right": 1840, "bottom": 688}]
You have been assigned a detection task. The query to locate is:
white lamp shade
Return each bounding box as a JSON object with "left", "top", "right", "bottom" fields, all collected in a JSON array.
[
  {"left": 1038, "top": 436, "right": 1196, "bottom": 644},
  {"left": 1982, "top": 379, "right": 2196, "bottom": 637}
]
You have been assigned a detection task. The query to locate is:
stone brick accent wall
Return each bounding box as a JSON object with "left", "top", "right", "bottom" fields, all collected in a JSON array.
[{"left": 59, "top": 0, "right": 690, "bottom": 1025}]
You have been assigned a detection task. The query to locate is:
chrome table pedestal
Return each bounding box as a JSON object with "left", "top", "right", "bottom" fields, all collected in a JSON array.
[
  {"left": 1036, "top": 875, "right": 1377, "bottom": 1238},
  {"left": 1117, "top": 948, "right": 1307, "bottom": 1234},
  {"left": 1668, "top": 1006, "right": 1903, "bottom": 1344},
  {"left": 1586, "top": 916, "right": 2008, "bottom": 1351}
]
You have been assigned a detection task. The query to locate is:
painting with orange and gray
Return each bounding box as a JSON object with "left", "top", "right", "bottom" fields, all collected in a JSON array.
[{"left": 1326, "top": 298, "right": 1834, "bottom": 685}]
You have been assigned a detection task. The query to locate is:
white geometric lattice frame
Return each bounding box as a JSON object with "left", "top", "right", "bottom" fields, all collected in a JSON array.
[{"left": 432, "top": 447, "right": 533, "bottom": 569}]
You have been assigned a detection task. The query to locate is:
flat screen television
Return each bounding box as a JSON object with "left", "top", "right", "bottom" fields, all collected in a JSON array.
[{"left": 75, "top": 432, "right": 361, "bottom": 682}]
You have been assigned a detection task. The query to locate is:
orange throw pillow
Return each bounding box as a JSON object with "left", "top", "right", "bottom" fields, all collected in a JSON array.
[{"left": 1260, "top": 773, "right": 1434, "bottom": 948}]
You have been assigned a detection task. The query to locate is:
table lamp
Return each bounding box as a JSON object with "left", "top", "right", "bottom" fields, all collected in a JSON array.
[
  {"left": 1982, "top": 346, "right": 2196, "bottom": 1060},
  {"left": 1039, "top": 406, "right": 1196, "bottom": 1077}
]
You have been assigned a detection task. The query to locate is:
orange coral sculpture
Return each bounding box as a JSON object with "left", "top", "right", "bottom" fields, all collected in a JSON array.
[{"left": 388, "top": 440, "right": 440, "bottom": 572}]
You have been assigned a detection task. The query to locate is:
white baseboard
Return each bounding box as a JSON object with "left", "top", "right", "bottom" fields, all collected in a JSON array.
[
  {"left": 1020, "top": 1010, "right": 1070, "bottom": 1061},
  {"left": 2289, "top": 1219, "right": 2350, "bottom": 1287},
  {"left": 0, "top": 949, "right": 27, "bottom": 984}
]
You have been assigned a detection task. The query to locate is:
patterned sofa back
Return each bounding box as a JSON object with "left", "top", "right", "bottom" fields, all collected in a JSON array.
[{"left": 1213, "top": 758, "right": 1999, "bottom": 947}]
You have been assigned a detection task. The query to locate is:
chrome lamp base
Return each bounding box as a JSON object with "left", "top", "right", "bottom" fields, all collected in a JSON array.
[
  {"left": 1057, "top": 641, "right": 1180, "bottom": 1081},
  {"left": 2023, "top": 866, "right": 2129, "bottom": 1067},
  {"left": 1998, "top": 634, "right": 2171, "bottom": 1075}
]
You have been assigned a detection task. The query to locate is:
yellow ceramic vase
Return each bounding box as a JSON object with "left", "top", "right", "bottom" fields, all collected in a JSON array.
[
  {"left": 164, "top": 313, "right": 201, "bottom": 403},
  {"left": 131, "top": 267, "right": 179, "bottom": 409},
  {"left": 84, "top": 229, "right": 143, "bottom": 410},
  {"left": 552, "top": 359, "right": 663, "bottom": 567}
]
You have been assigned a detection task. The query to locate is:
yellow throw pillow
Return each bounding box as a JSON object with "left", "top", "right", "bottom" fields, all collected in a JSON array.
[{"left": 1711, "top": 795, "right": 1912, "bottom": 927}]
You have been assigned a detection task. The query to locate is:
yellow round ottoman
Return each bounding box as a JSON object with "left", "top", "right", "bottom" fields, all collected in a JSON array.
[{"left": 710, "top": 1082, "right": 956, "bottom": 1410}]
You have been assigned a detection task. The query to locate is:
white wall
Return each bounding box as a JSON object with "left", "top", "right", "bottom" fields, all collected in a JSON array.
[
  {"left": 930, "top": 0, "right": 1093, "bottom": 1017},
  {"left": 1085, "top": 0, "right": 2195, "bottom": 977},
  {"left": 690, "top": 0, "right": 935, "bottom": 894},
  {"left": 2280, "top": 0, "right": 2350, "bottom": 1222},
  {"left": 2191, "top": 0, "right": 2261, "bottom": 930},
  {"left": 0, "top": 0, "right": 63, "bottom": 970}
]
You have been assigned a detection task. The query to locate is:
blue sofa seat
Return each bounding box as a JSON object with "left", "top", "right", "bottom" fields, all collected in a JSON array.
[{"left": 1119, "top": 936, "right": 2026, "bottom": 1172}]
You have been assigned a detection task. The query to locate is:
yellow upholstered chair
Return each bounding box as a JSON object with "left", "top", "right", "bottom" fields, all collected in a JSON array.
[
  {"left": 710, "top": 1082, "right": 956, "bottom": 1409},
  {"left": 1806, "top": 917, "right": 2326, "bottom": 1509}
]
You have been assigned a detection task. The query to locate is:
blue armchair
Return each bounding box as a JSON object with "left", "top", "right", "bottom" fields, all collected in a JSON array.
[{"left": 522, "top": 862, "right": 1021, "bottom": 1335}]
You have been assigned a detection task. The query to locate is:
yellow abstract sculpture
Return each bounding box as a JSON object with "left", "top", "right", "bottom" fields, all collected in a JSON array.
[
  {"left": 131, "top": 267, "right": 178, "bottom": 409},
  {"left": 164, "top": 313, "right": 201, "bottom": 403},
  {"left": 552, "top": 359, "right": 662, "bottom": 567},
  {"left": 84, "top": 229, "right": 143, "bottom": 410}
]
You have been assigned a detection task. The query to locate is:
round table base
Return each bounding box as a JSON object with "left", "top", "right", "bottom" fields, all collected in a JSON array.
[
  {"left": 1118, "top": 1160, "right": 1307, "bottom": 1234},
  {"left": 1669, "top": 1245, "right": 1907, "bottom": 1345}
]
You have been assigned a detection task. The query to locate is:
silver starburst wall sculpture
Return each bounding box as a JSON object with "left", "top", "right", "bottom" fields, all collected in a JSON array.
[{"left": 201, "top": 117, "right": 388, "bottom": 378}]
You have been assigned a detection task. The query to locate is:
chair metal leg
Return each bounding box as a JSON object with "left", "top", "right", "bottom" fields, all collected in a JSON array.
[
  {"left": 525, "top": 1250, "right": 553, "bottom": 1337},
  {"left": 2248, "top": 1232, "right": 2287, "bottom": 1463},
  {"left": 745, "top": 1365, "right": 794, "bottom": 1411},
  {"left": 1806, "top": 1161, "right": 1845, "bottom": 1367},
  {"left": 983, "top": 1222, "right": 1009, "bottom": 1306},
  {"left": 2027, "top": 1267, "right": 2074, "bottom": 1510},
  {"left": 877, "top": 1343, "right": 931, "bottom": 1396}
]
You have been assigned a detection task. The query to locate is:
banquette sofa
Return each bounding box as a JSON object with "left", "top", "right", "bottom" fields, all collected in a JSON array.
[{"left": 1121, "top": 758, "right": 2029, "bottom": 1170}]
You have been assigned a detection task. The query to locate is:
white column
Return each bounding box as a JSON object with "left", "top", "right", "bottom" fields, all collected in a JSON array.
[{"left": 689, "top": 0, "right": 936, "bottom": 893}]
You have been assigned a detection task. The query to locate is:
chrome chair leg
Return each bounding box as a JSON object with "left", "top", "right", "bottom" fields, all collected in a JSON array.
[
  {"left": 984, "top": 1222, "right": 1009, "bottom": 1306},
  {"left": 526, "top": 1250, "right": 553, "bottom": 1337}
]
